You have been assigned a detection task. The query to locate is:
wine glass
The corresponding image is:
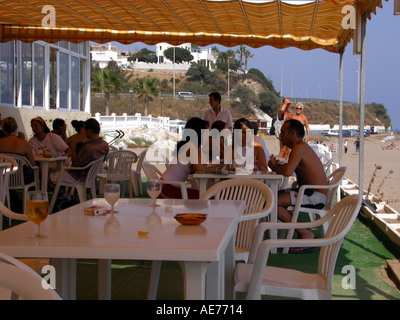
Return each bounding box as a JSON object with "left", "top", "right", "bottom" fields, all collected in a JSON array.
[
  {"left": 104, "top": 184, "right": 120, "bottom": 214},
  {"left": 147, "top": 207, "right": 161, "bottom": 228},
  {"left": 147, "top": 179, "right": 161, "bottom": 207},
  {"left": 26, "top": 191, "right": 49, "bottom": 238}
]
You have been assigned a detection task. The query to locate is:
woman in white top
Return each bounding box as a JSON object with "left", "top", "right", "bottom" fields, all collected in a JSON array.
[
  {"left": 29, "top": 117, "right": 70, "bottom": 157},
  {"left": 160, "top": 117, "right": 208, "bottom": 199}
]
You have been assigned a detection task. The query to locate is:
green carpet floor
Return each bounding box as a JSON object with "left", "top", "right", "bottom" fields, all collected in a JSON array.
[{"left": 74, "top": 211, "right": 400, "bottom": 300}]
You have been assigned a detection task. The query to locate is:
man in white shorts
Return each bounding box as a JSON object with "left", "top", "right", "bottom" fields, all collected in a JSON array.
[{"left": 268, "top": 119, "right": 328, "bottom": 251}]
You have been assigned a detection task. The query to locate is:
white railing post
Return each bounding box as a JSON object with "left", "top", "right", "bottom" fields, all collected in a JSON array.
[
  {"left": 111, "top": 113, "right": 117, "bottom": 131},
  {"left": 123, "top": 113, "right": 128, "bottom": 129}
]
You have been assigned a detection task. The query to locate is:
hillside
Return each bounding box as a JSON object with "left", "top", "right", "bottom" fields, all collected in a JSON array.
[{"left": 91, "top": 68, "right": 391, "bottom": 128}]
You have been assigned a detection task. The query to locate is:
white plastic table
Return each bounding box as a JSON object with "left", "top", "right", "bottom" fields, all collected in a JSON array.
[
  {"left": 34, "top": 155, "right": 67, "bottom": 191},
  {"left": 0, "top": 198, "right": 245, "bottom": 300}
]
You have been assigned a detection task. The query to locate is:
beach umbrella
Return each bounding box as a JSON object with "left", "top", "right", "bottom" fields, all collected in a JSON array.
[{"left": 381, "top": 136, "right": 395, "bottom": 142}]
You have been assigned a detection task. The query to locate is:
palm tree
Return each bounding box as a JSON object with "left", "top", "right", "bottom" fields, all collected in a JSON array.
[
  {"left": 243, "top": 47, "right": 254, "bottom": 72},
  {"left": 92, "top": 68, "right": 124, "bottom": 115},
  {"left": 133, "top": 77, "right": 159, "bottom": 116},
  {"left": 236, "top": 45, "right": 246, "bottom": 69}
]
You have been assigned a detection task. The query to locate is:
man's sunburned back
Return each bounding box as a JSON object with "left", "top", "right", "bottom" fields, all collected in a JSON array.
[{"left": 292, "top": 141, "right": 328, "bottom": 196}]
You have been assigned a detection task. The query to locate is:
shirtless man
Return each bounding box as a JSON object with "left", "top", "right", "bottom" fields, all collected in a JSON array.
[{"left": 268, "top": 119, "right": 328, "bottom": 242}]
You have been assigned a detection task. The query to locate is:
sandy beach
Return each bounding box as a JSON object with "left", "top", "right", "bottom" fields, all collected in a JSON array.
[{"left": 263, "top": 134, "right": 400, "bottom": 212}]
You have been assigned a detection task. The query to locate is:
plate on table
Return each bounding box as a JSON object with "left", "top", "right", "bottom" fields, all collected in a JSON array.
[{"left": 174, "top": 213, "right": 207, "bottom": 225}]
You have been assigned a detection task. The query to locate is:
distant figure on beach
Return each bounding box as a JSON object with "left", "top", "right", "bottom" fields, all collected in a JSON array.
[
  {"left": 291, "top": 103, "right": 311, "bottom": 143},
  {"left": 354, "top": 138, "right": 360, "bottom": 153},
  {"left": 344, "top": 139, "right": 348, "bottom": 154},
  {"left": 276, "top": 98, "right": 292, "bottom": 159}
]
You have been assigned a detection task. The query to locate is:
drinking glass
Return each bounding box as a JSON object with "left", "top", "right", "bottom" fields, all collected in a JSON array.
[
  {"left": 147, "top": 179, "right": 161, "bottom": 207},
  {"left": 104, "top": 184, "right": 120, "bottom": 214},
  {"left": 26, "top": 191, "right": 49, "bottom": 238}
]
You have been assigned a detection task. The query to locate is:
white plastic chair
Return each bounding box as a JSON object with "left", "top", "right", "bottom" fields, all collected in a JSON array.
[
  {"left": 0, "top": 252, "right": 61, "bottom": 300},
  {"left": 3, "top": 154, "right": 40, "bottom": 215},
  {"left": 131, "top": 148, "right": 148, "bottom": 195},
  {"left": 233, "top": 194, "right": 361, "bottom": 300},
  {"left": 0, "top": 154, "right": 17, "bottom": 205},
  {"left": 142, "top": 161, "right": 189, "bottom": 199},
  {"left": 97, "top": 150, "right": 138, "bottom": 197},
  {"left": 147, "top": 178, "right": 274, "bottom": 300},
  {"left": 49, "top": 157, "right": 105, "bottom": 213},
  {"left": 284, "top": 167, "right": 348, "bottom": 251},
  {"left": 200, "top": 178, "right": 274, "bottom": 263}
]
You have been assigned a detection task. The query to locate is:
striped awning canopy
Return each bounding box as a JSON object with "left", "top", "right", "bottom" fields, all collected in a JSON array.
[{"left": 0, "top": 0, "right": 386, "bottom": 53}]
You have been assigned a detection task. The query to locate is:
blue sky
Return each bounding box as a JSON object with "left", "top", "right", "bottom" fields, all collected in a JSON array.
[{"left": 110, "top": 2, "right": 400, "bottom": 129}]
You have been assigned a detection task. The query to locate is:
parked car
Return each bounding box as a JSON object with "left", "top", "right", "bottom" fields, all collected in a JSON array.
[
  {"left": 342, "top": 130, "right": 351, "bottom": 137},
  {"left": 364, "top": 129, "right": 371, "bottom": 137},
  {"left": 321, "top": 129, "right": 339, "bottom": 137},
  {"left": 177, "top": 92, "right": 195, "bottom": 100}
]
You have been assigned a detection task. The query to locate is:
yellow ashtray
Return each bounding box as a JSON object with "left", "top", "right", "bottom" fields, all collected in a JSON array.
[
  {"left": 138, "top": 230, "right": 149, "bottom": 236},
  {"left": 174, "top": 213, "right": 207, "bottom": 225}
]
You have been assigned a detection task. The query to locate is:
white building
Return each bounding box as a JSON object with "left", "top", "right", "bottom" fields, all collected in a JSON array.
[
  {"left": 90, "top": 43, "right": 129, "bottom": 68},
  {"left": 156, "top": 42, "right": 216, "bottom": 69},
  {"left": 0, "top": 40, "right": 91, "bottom": 137}
]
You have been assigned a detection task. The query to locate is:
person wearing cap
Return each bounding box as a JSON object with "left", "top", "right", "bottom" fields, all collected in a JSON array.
[{"left": 29, "top": 117, "right": 70, "bottom": 157}]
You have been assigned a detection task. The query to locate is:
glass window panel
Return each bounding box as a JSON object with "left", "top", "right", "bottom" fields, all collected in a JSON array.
[
  {"left": 71, "top": 56, "right": 80, "bottom": 110},
  {"left": 21, "top": 42, "right": 32, "bottom": 106},
  {"left": 80, "top": 58, "right": 87, "bottom": 111},
  {"left": 0, "top": 41, "right": 15, "bottom": 105},
  {"left": 59, "top": 52, "right": 69, "bottom": 109},
  {"left": 70, "top": 43, "right": 79, "bottom": 54},
  {"left": 58, "top": 41, "right": 69, "bottom": 49},
  {"left": 49, "top": 47, "right": 57, "bottom": 109},
  {"left": 79, "top": 42, "right": 86, "bottom": 56},
  {"left": 34, "top": 43, "right": 45, "bottom": 107}
]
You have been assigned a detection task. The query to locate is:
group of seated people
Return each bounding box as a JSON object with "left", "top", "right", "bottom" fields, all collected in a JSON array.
[
  {"left": 0, "top": 116, "right": 109, "bottom": 206},
  {"left": 159, "top": 116, "right": 271, "bottom": 199},
  {"left": 159, "top": 116, "right": 328, "bottom": 248},
  {"left": 1, "top": 112, "right": 328, "bottom": 248}
]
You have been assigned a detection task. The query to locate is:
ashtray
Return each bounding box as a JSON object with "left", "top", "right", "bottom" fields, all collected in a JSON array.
[{"left": 174, "top": 213, "right": 207, "bottom": 225}]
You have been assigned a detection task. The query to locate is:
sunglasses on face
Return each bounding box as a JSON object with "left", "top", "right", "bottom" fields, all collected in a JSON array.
[{"left": 296, "top": 108, "right": 302, "bottom": 110}]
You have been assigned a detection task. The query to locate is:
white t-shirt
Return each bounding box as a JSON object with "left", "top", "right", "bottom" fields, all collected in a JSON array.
[
  {"left": 29, "top": 133, "right": 68, "bottom": 156},
  {"left": 203, "top": 107, "right": 233, "bottom": 130}
]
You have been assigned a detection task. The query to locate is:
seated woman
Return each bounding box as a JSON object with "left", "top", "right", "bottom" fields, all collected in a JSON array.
[
  {"left": 160, "top": 117, "right": 208, "bottom": 199},
  {"left": 29, "top": 117, "right": 70, "bottom": 157},
  {"left": 233, "top": 118, "right": 268, "bottom": 171},
  {"left": 0, "top": 117, "right": 35, "bottom": 167},
  {"left": 51, "top": 118, "right": 68, "bottom": 142},
  {"left": 0, "top": 117, "right": 36, "bottom": 211},
  {"left": 66, "top": 120, "right": 88, "bottom": 162},
  {"left": 207, "top": 120, "right": 227, "bottom": 162}
]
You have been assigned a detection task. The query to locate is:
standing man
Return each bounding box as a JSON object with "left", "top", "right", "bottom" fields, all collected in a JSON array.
[
  {"left": 344, "top": 139, "right": 348, "bottom": 154},
  {"left": 354, "top": 137, "right": 360, "bottom": 154},
  {"left": 203, "top": 92, "right": 233, "bottom": 130},
  {"left": 268, "top": 119, "right": 328, "bottom": 250}
]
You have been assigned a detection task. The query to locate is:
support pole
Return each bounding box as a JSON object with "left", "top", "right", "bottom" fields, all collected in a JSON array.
[
  {"left": 359, "top": 13, "right": 367, "bottom": 198},
  {"left": 338, "top": 49, "right": 344, "bottom": 167}
]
